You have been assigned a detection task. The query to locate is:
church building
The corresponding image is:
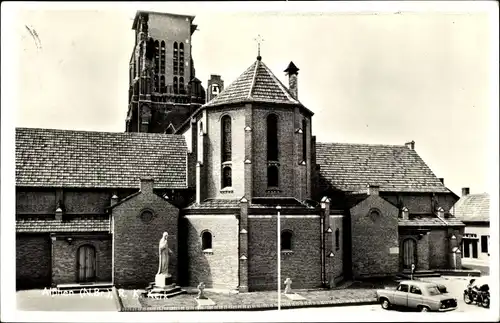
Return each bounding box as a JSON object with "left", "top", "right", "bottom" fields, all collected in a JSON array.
[{"left": 16, "top": 10, "right": 465, "bottom": 291}]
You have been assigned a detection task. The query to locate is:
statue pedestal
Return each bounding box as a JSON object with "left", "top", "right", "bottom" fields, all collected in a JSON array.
[
  {"left": 155, "top": 274, "right": 173, "bottom": 288},
  {"left": 144, "top": 274, "right": 186, "bottom": 299}
]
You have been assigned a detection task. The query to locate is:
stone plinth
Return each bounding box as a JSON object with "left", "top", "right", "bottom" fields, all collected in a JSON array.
[
  {"left": 144, "top": 274, "right": 186, "bottom": 298},
  {"left": 155, "top": 274, "right": 173, "bottom": 287}
]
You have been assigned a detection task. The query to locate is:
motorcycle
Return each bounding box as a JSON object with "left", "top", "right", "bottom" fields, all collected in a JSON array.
[{"left": 463, "top": 279, "right": 490, "bottom": 308}]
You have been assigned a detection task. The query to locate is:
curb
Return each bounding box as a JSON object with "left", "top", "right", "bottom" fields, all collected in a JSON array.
[
  {"left": 112, "top": 287, "right": 124, "bottom": 312},
  {"left": 120, "top": 297, "right": 378, "bottom": 312}
]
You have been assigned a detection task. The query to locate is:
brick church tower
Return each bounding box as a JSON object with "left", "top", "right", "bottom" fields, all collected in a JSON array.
[{"left": 125, "top": 11, "right": 206, "bottom": 134}]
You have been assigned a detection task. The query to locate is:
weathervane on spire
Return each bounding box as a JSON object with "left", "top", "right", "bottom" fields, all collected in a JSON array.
[{"left": 254, "top": 34, "right": 264, "bottom": 61}]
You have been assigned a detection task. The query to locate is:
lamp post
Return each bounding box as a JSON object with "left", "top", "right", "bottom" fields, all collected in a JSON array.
[{"left": 276, "top": 205, "right": 282, "bottom": 310}]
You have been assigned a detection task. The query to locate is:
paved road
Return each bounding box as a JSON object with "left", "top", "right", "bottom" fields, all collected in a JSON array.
[{"left": 16, "top": 288, "right": 117, "bottom": 311}]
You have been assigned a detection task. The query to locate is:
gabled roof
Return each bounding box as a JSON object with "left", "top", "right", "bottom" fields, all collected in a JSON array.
[
  {"left": 453, "top": 193, "right": 490, "bottom": 222},
  {"left": 203, "top": 58, "right": 303, "bottom": 108},
  {"left": 316, "top": 142, "right": 451, "bottom": 193},
  {"left": 16, "top": 128, "right": 188, "bottom": 189}
]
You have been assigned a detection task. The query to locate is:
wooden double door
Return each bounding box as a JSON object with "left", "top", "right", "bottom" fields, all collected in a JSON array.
[{"left": 77, "top": 245, "right": 96, "bottom": 283}]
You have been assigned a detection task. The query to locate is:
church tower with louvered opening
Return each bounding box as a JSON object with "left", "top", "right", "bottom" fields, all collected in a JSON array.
[{"left": 126, "top": 11, "right": 206, "bottom": 134}]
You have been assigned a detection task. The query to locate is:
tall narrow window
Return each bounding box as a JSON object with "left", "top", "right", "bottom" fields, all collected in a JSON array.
[
  {"left": 267, "top": 114, "right": 278, "bottom": 161},
  {"left": 481, "top": 235, "right": 489, "bottom": 253},
  {"left": 281, "top": 230, "right": 292, "bottom": 251},
  {"left": 202, "top": 231, "right": 212, "bottom": 251},
  {"left": 221, "top": 115, "right": 232, "bottom": 162},
  {"left": 179, "top": 77, "right": 185, "bottom": 94},
  {"left": 160, "top": 41, "right": 165, "bottom": 74},
  {"left": 267, "top": 166, "right": 279, "bottom": 187},
  {"left": 222, "top": 167, "right": 232, "bottom": 188},
  {"left": 302, "top": 119, "right": 307, "bottom": 161},
  {"left": 335, "top": 228, "right": 340, "bottom": 250},
  {"left": 173, "top": 77, "right": 178, "bottom": 94},
  {"left": 154, "top": 40, "right": 159, "bottom": 74},
  {"left": 179, "top": 42, "right": 185, "bottom": 75},
  {"left": 160, "top": 75, "right": 165, "bottom": 93},
  {"left": 173, "top": 42, "right": 179, "bottom": 75}
]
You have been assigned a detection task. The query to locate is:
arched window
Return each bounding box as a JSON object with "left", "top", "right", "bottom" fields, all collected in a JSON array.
[
  {"left": 201, "top": 231, "right": 212, "bottom": 251},
  {"left": 302, "top": 119, "right": 307, "bottom": 161},
  {"left": 179, "top": 77, "right": 185, "bottom": 94},
  {"left": 267, "top": 165, "right": 279, "bottom": 187},
  {"left": 160, "top": 41, "right": 165, "bottom": 74},
  {"left": 179, "top": 42, "right": 185, "bottom": 75},
  {"left": 160, "top": 75, "right": 165, "bottom": 93},
  {"left": 221, "top": 115, "right": 232, "bottom": 162},
  {"left": 222, "top": 166, "right": 232, "bottom": 188},
  {"left": 173, "top": 42, "right": 178, "bottom": 75},
  {"left": 267, "top": 114, "right": 278, "bottom": 161},
  {"left": 335, "top": 228, "right": 340, "bottom": 250},
  {"left": 281, "top": 230, "right": 293, "bottom": 251},
  {"left": 154, "top": 40, "right": 159, "bottom": 74},
  {"left": 173, "top": 77, "right": 178, "bottom": 94}
]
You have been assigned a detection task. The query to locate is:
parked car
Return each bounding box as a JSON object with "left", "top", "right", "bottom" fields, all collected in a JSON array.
[
  {"left": 464, "top": 278, "right": 490, "bottom": 308},
  {"left": 376, "top": 280, "right": 457, "bottom": 312}
]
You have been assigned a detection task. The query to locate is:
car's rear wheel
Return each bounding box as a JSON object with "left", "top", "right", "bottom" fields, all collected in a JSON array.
[
  {"left": 380, "top": 298, "right": 390, "bottom": 310},
  {"left": 419, "top": 306, "right": 430, "bottom": 312},
  {"left": 464, "top": 293, "right": 472, "bottom": 304}
]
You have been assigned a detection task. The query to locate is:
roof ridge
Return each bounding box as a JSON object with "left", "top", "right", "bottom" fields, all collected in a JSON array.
[
  {"left": 317, "top": 141, "right": 407, "bottom": 148},
  {"left": 260, "top": 61, "right": 298, "bottom": 103},
  {"left": 15, "top": 127, "right": 184, "bottom": 138},
  {"left": 248, "top": 59, "right": 260, "bottom": 99}
]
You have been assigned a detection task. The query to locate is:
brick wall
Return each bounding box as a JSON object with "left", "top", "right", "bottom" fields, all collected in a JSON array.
[
  {"left": 251, "top": 106, "right": 310, "bottom": 199},
  {"left": 248, "top": 216, "right": 322, "bottom": 291},
  {"left": 16, "top": 234, "right": 51, "bottom": 289},
  {"left": 398, "top": 233, "right": 430, "bottom": 270},
  {"left": 205, "top": 107, "right": 246, "bottom": 200},
  {"left": 112, "top": 185, "right": 179, "bottom": 288},
  {"left": 16, "top": 190, "right": 56, "bottom": 214},
  {"left": 329, "top": 216, "right": 344, "bottom": 282},
  {"left": 184, "top": 214, "right": 239, "bottom": 289},
  {"left": 350, "top": 195, "right": 399, "bottom": 278},
  {"left": 64, "top": 190, "right": 111, "bottom": 213},
  {"left": 52, "top": 236, "right": 112, "bottom": 285}
]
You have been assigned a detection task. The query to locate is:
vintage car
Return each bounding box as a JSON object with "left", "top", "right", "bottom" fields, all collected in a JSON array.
[{"left": 376, "top": 280, "right": 457, "bottom": 312}]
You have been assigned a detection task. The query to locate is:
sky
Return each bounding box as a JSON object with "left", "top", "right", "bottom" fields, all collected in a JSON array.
[{"left": 4, "top": 1, "right": 499, "bottom": 197}]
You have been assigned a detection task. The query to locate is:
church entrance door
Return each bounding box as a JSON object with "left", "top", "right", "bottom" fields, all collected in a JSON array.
[
  {"left": 402, "top": 238, "right": 417, "bottom": 269},
  {"left": 77, "top": 245, "right": 96, "bottom": 283}
]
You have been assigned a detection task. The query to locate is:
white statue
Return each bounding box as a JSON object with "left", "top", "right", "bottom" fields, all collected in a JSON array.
[{"left": 157, "top": 232, "right": 172, "bottom": 276}]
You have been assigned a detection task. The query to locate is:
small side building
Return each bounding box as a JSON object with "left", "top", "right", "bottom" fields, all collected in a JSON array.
[{"left": 453, "top": 188, "right": 490, "bottom": 266}]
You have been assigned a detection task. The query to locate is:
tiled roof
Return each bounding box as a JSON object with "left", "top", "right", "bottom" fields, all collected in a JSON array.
[
  {"left": 316, "top": 143, "right": 451, "bottom": 193},
  {"left": 453, "top": 193, "right": 490, "bottom": 222},
  {"left": 398, "top": 214, "right": 464, "bottom": 227},
  {"left": 185, "top": 199, "right": 240, "bottom": 210},
  {"left": 16, "top": 128, "right": 187, "bottom": 189},
  {"left": 203, "top": 58, "right": 301, "bottom": 108},
  {"left": 16, "top": 218, "right": 110, "bottom": 233}
]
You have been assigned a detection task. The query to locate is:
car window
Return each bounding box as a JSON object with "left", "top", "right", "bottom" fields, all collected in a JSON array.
[
  {"left": 427, "top": 286, "right": 441, "bottom": 296},
  {"left": 397, "top": 284, "right": 409, "bottom": 292},
  {"left": 410, "top": 285, "right": 422, "bottom": 295}
]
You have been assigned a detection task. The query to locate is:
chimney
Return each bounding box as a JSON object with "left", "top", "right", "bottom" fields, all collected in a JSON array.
[
  {"left": 284, "top": 61, "right": 299, "bottom": 100},
  {"left": 405, "top": 140, "right": 415, "bottom": 150},
  {"left": 111, "top": 195, "right": 119, "bottom": 206},
  {"left": 462, "top": 187, "right": 470, "bottom": 197},
  {"left": 439, "top": 178, "right": 444, "bottom": 184},
  {"left": 402, "top": 207, "right": 409, "bottom": 220},
  {"left": 140, "top": 178, "right": 154, "bottom": 194},
  {"left": 367, "top": 185, "right": 380, "bottom": 196}
]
